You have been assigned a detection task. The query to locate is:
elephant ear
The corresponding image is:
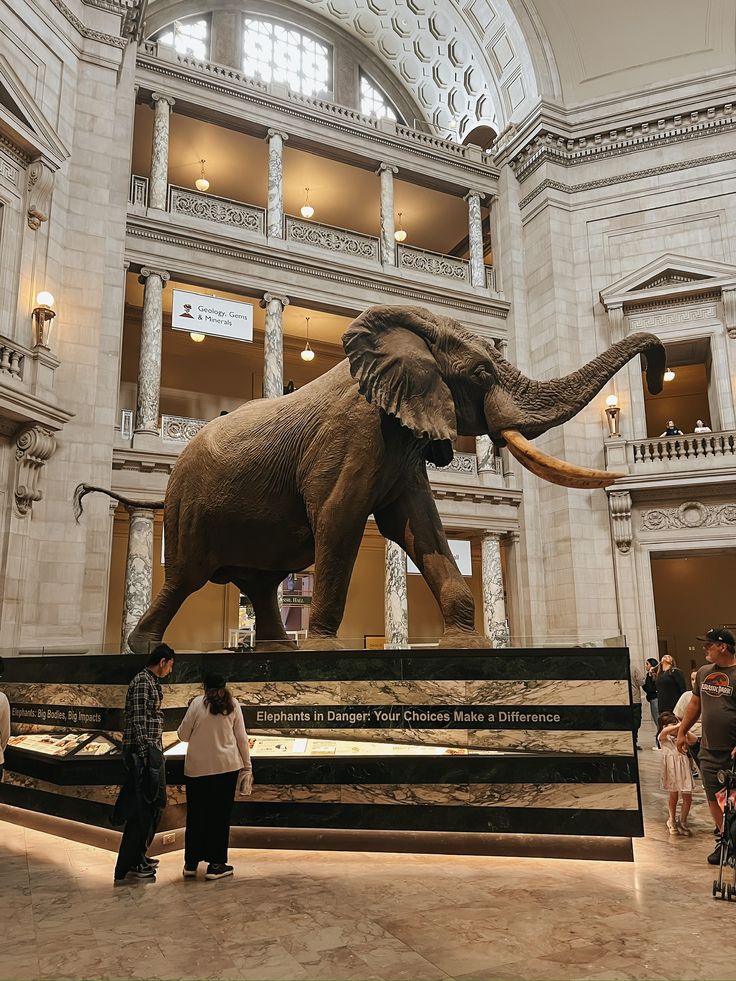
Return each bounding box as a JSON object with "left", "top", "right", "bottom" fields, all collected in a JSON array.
[{"left": 343, "top": 306, "right": 457, "bottom": 442}]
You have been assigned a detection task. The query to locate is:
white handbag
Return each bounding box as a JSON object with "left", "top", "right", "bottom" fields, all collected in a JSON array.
[{"left": 236, "top": 768, "right": 253, "bottom": 798}]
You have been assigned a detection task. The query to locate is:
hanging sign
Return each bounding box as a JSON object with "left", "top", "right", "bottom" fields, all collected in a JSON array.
[
  {"left": 171, "top": 289, "right": 253, "bottom": 342},
  {"left": 408, "top": 539, "right": 472, "bottom": 577}
]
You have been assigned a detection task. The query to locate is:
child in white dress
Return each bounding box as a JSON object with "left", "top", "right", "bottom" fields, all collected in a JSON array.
[{"left": 658, "top": 710, "right": 696, "bottom": 836}]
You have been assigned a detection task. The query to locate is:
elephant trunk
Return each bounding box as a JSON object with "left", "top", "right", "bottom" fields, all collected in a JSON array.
[{"left": 488, "top": 332, "right": 666, "bottom": 440}]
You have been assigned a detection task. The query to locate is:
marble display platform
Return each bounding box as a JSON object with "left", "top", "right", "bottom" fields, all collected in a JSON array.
[{"left": 0, "top": 648, "right": 642, "bottom": 845}]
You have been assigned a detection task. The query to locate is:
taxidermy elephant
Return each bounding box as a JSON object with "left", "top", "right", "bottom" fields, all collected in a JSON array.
[{"left": 75, "top": 305, "right": 665, "bottom": 652}]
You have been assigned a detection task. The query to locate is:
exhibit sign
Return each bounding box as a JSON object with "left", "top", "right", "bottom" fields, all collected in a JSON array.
[
  {"left": 408, "top": 538, "right": 471, "bottom": 576},
  {"left": 171, "top": 288, "right": 254, "bottom": 342}
]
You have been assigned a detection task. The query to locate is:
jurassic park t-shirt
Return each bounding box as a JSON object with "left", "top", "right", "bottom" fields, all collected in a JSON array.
[{"left": 694, "top": 663, "right": 736, "bottom": 751}]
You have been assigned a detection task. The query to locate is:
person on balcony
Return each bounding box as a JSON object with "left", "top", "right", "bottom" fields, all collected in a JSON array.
[
  {"left": 694, "top": 419, "right": 712, "bottom": 433},
  {"left": 660, "top": 420, "right": 683, "bottom": 436}
]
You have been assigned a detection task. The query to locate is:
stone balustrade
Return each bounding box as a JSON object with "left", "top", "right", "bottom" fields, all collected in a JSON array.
[
  {"left": 630, "top": 431, "right": 736, "bottom": 468},
  {"left": 0, "top": 340, "right": 25, "bottom": 381},
  {"left": 169, "top": 185, "right": 265, "bottom": 234},
  {"left": 397, "top": 243, "right": 470, "bottom": 284},
  {"left": 485, "top": 266, "right": 496, "bottom": 291},
  {"left": 284, "top": 215, "right": 381, "bottom": 263},
  {"left": 160, "top": 414, "right": 207, "bottom": 442},
  {"left": 426, "top": 451, "right": 480, "bottom": 478}
]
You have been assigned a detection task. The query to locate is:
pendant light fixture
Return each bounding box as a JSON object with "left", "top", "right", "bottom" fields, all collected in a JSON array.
[
  {"left": 300, "top": 316, "right": 315, "bottom": 362},
  {"left": 300, "top": 187, "right": 314, "bottom": 219},
  {"left": 189, "top": 332, "right": 205, "bottom": 342},
  {"left": 394, "top": 212, "right": 407, "bottom": 242},
  {"left": 663, "top": 369, "right": 676, "bottom": 382},
  {"left": 195, "top": 159, "right": 210, "bottom": 192}
]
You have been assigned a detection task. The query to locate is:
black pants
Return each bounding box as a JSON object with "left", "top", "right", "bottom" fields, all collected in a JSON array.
[
  {"left": 632, "top": 703, "right": 642, "bottom": 746},
  {"left": 114, "top": 753, "right": 164, "bottom": 878},
  {"left": 185, "top": 770, "right": 239, "bottom": 867}
]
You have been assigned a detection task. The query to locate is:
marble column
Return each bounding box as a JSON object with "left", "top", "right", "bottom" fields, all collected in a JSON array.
[
  {"left": 266, "top": 129, "right": 288, "bottom": 238},
  {"left": 135, "top": 267, "right": 169, "bottom": 436},
  {"left": 481, "top": 532, "right": 509, "bottom": 648},
  {"left": 710, "top": 328, "right": 736, "bottom": 430},
  {"left": 149, "top": 94, "right": 175, "bottom": 211},
  {"left": 121, "top": 508, "right": 155, "bottom": 652},
  {"left": 260, "top": 293, "right": 289, "bottom": 399},
  {"left": 476, "top": 435, "right": 496, "bottom": 474},
  {"left": 464, "top": 189, "right": 485, "bottom": 288},
  {"left": 376, "top": 163, "right": 398, "bottom": 266},
  {"left": 723, "top": 286, "right": 736, "bottom": 422},
  {"left": 384, "top": 539, "right": 408, "bottom": 649}
]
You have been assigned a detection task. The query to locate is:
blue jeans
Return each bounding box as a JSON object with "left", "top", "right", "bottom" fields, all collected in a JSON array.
[{"left": 649, "top": 699, "right": 659, "bottom": 746}]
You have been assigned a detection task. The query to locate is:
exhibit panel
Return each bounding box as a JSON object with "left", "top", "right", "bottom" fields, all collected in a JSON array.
[{"left": 0, "top": 649, "right": 642, "bottom": 841}]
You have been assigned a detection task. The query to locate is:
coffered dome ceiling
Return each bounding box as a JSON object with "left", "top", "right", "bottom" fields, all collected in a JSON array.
[{"left": 145, "top": 1, "right": 736, "bottom": 137}]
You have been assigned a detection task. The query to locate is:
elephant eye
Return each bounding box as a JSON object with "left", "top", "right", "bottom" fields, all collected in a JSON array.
[{"left": 473, "top": 364, "right": 491, "bottom": 381}]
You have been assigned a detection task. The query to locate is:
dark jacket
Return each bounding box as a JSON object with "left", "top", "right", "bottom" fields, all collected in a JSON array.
[
  {"left": 642, "top": 673, "right": 658, "bottom": 703},
  {"left": 112, "top": 744, "right": 166, "bottom": 826},
  {"left": 655, "top": 668, "right": 686, "bottom": 715}
]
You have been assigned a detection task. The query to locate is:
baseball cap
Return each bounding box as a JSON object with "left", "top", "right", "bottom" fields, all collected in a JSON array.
[{"left": 697, "top": 627, "right": 736, "bottom": 646}]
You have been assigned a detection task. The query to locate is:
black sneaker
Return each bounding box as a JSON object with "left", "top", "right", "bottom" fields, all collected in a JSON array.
[
  {"left": 707, "top": 836, "right": 725, "bottom": 865},
  {"left": 144, "top": 856, "right": 160, "bottom": 868},
  {"left": 128, "top": 864, "right": 157, "bottom": 879},
  {"left": 205, "top": 863, "right": 233, "bottom": 880}
]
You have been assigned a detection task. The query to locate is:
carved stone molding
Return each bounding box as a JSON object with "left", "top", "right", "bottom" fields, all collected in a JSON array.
[
  {"left": 48, "top": 0, "right": 127, "bottom": 47},
  {"left": 641, "top": 501, "right": 736, "bottom": 532},
  {"left": 169, "top": 186, "right": 265, "bottom": 233},
  {"left": 722, "top": 286, "right": 736, "bottom": 338},
  {"left": 628, "top": 304, "right": 718, "bottom": 332},
  {"left": 608, "top": 491, "right": 632, "bottom": 554},
  {"left": 14, "top": 424, "right": 56, "bottom": 516},
  {"left": 27, "top": 160, "right": 55, "bottom": 230}
]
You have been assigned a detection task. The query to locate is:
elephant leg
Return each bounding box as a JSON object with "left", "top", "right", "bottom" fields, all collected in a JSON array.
[
  {"left": 375, "top": 483, "right": 490, "bottom": 649},
  {"left": 305, "top": 518, "right": 366, "bottom": 651},
  {"left": 229, "top": 571, "right": 296, "bottom": 653},
  {"left": 128, "top": 570, "right": 206, "bottom": 655}
]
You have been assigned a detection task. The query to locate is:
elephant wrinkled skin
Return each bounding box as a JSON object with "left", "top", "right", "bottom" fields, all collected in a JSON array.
[{"left": 75, "top": 305, "right": 665, "bottom": 652}]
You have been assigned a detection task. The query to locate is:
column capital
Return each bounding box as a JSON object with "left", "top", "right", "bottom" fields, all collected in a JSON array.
[
  {"left": 376, "top": 162, "right": 398, "bottom": 176},
  {"left": 123, "top": 260, "right": 131, "bottom": 271},
  {"left": 139, "top": 267, "right": 170, "bottom": 285},
  {"left": 260, "top": 293, "right": 289, "bottom": 309},
  {"left": 463, "top": 188, "right": 485, "bottom": 203},
  {"left": 266, "top": 129, "right": 289, "bottom": 142},
  {"left": 481, "top": 530, "right": 504, "bottom": 543},
  {"left": 126, "top": 506, "right": 156, "bottom": 521},
  {"left": 151, "top": 92, "right": 175, "bottom": 108}
]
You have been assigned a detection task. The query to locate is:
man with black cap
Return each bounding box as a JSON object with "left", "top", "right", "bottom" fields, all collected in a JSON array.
[{"left": 677, "top": 627, "right": 736, "bottom": 864}]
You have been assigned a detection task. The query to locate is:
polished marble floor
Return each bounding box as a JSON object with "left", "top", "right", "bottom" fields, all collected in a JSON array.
[{"left": 2, "top": 723, "right": 735, "bottom": 981}]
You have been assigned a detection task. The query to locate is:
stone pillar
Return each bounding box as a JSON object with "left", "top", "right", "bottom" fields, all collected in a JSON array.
[
  {"left": 149, "top": 94, "right": 175, "bottom": 211},
  {"left": 260, "top": 293, "right": 289, "bottom": 399},
  {"left": 121, "top": 508, "right": 155, "bottom": 652},
  {"left": 710, "top": 328, "right": 736, "bottom": 431},
  {"left": 476, "top": 435, "right": 496, "bottom": 474},
  {"left": 464, "top": 189, "right": 485, "bottom": 288},
  {"left": 481, "top": 532, "right": 508, "bottom": 647},
  {"left": 723, "top": 286, "right": 736, "bottom": 424},
  {"left": 135, "top": 267, "right": 169, "bottom": 437},
  {"left": 376, "top": 163, "right": 398, "bottom": 266},
  {"left": 266, "top": 130, "right": 288, "bottom": 238},
  {"left": 384, "top": 539, "right": 408, "bottom": 649}
]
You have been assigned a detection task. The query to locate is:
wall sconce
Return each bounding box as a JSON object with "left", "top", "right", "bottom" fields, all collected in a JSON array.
[
  {"left": 300, "top": 188, "right": 314, "bottom": 219},
  {"left": 195, "top": 159, "right": 210, "bottom": 193},
  {"left": 32, "top": 291, "right": 56, "bottom": 348},
  {"left": 189, "top": 332, "right": 205, "bottom": 342},
  {"left": 300, "top": 316, "right": 315, "bottom": 362},
  {"left": 394, "top": 212, "right": 407, "bottom": 242},
  {"left": 605, "top": 393, "right": 621, "bottom": 437}
]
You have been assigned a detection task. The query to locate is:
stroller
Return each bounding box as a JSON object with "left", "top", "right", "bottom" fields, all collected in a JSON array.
[{"left": 712, "top": 762, "right": 736, "bottom": 901}]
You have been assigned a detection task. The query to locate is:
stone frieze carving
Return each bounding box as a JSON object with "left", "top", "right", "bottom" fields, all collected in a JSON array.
[
  {"left": 608, "top": 491, "right": 632, "bottom": 553},
  {"left": 398, "top": 245, "right": 469, "bottom": 282},
  {"left": 169, "top": 187, "right": 264, "bottom": 233},
  {"left": 285, "top": 217, "right": 379, "bottom": 261},
  {"left": 641, "top": 501, "right": 736, "bottom": 531},
  {"left": 629, "top": 305, "right": 717, "bottom": 331},
  {"left": 14, "top": 424, "right": 57, "bottom": 516}
]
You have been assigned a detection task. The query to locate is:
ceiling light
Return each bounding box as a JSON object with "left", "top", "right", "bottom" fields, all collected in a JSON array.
[
  {"left": 195, "top": 159, "right": 210, "bottom": 193},
  {"left": 300, "top": 316, "right": 315, "bottom": 362},
  {"left": 190, "top": 332, "right": 205, "bottom": 342},
  {"left": 300, "top": 187, "right": 314, "bottom": 219},
  {"left": 394, "top": 212, "right": 407, "bottom": 243},
  {"left": 663, "top": 369, "right": 676, "bottom": 382}
]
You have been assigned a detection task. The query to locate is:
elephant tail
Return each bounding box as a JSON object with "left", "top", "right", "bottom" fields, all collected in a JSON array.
[{"left": 73, "top": 484, "right": 165, "bottom": 523}]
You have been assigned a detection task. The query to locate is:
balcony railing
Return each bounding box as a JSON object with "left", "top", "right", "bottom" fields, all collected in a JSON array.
[
  {"left": 161, "top": 414, "right": 207, "bottom": 442},
  {"left": 426, "top": 452, "right": 478, "bottom": 477},
  {"left": 628, "top": 431, "right": 736, "bottom": 469},
  {"left": 284, "top": 215, "right": 380, "bottom": 263},
  {"left": 397, "top": 244, "right": 470, "bottom": 284},
  {"left": 168, "top": 185, "right": 265, "bottom": 234}
]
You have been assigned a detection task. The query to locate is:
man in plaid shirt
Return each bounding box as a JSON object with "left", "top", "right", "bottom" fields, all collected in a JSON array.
[{"left": 114, "top": 644, "right": 175, "bottom": 883}]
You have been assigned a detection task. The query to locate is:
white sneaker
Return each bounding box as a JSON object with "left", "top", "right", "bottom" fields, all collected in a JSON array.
[
  {"left": 677, "top": 821, "right": 693, "bottom": 837},
  {"left": 651, "top": 746, "right": 661, "bottom": 752},
  {"left": 666, "top": 820, "right": 681, "bottom": 836}
]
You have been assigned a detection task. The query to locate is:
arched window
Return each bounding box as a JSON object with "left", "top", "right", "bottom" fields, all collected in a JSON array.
[
  {"left": 360, "top": 73, "right": 402, "bottom": 124},
  {"left": 243, "top": 19, "right": 331, "bottom": 97},
  {"left": 155, "top": 17, "right": 209, "bottom": 60}
]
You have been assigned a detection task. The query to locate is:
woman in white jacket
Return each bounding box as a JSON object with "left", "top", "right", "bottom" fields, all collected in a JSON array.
[{"left": 177, "top": 673, "right": 252, "bottom": 880}]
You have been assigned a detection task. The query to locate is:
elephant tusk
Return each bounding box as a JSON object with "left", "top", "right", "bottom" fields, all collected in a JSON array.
[{"left": 500, "top": 429, "right": 623, "bottom": 489}]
